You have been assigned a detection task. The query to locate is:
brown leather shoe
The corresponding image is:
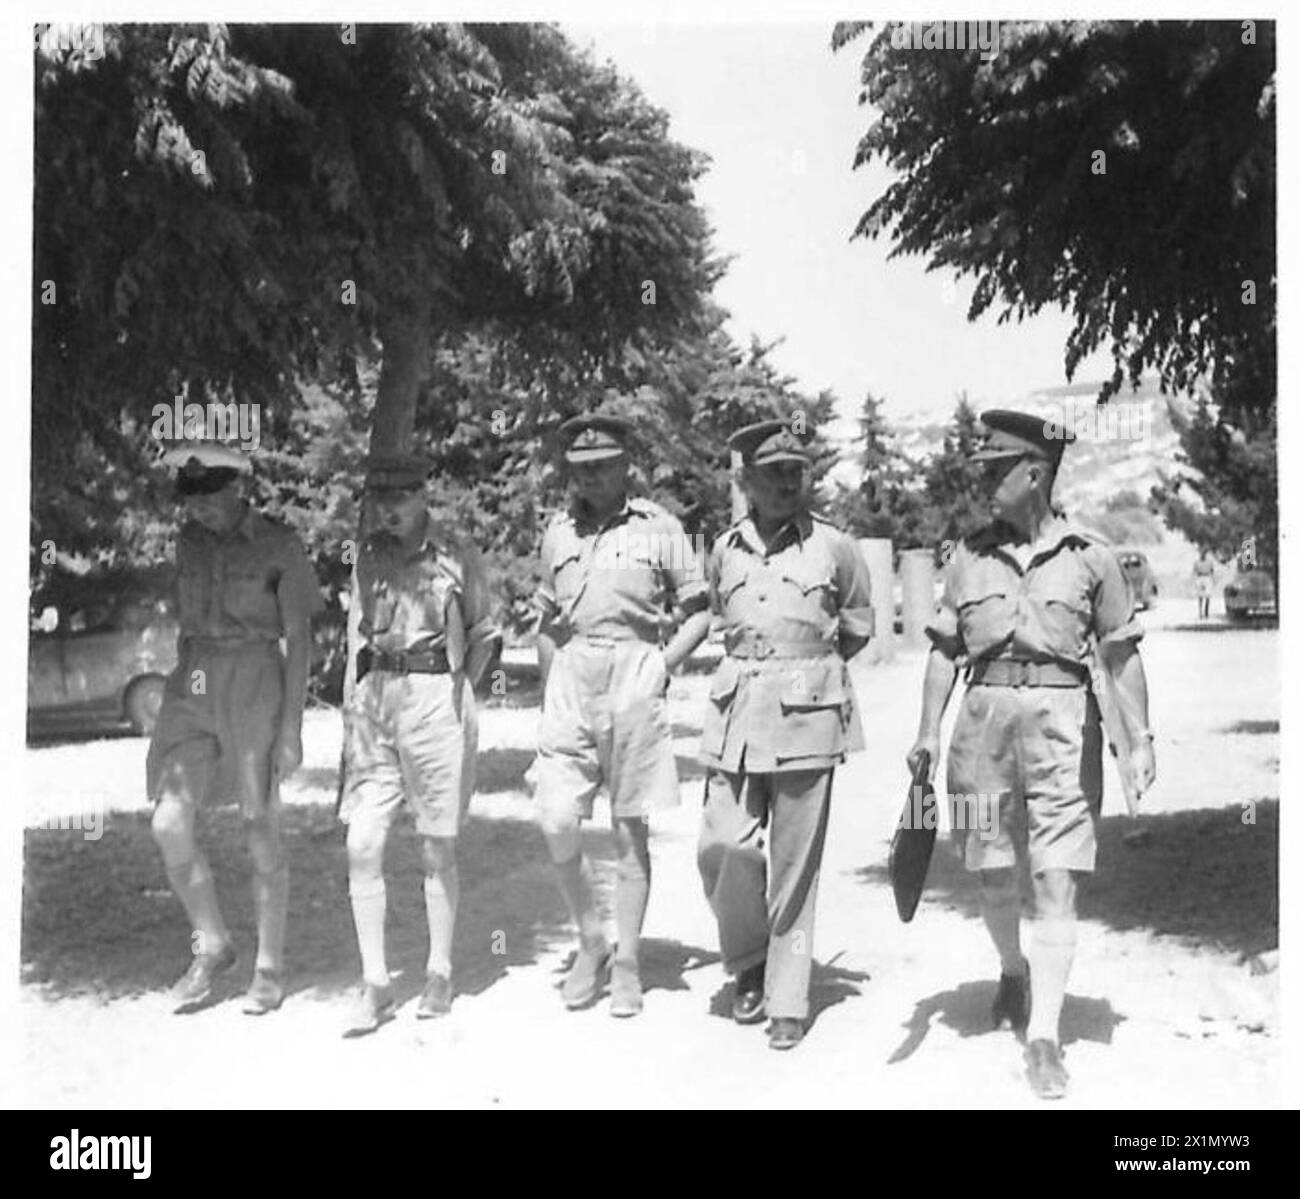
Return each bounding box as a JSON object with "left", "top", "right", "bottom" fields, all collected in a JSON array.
[
  {"left": 733, "top": 964, "right": 766, "bottom": 1025},
  {"left": 416, "top": 972, "right": 452, "bottom": 1019},
  {"left": 1026, "top": 1038, "right": 1069, "bottom": 1100},
  {"left": 342, "top": 982, "right": 396, "bottom": 1037},
  {"left": 170, "top": 941, "right": 238, "bottom": 1013}
]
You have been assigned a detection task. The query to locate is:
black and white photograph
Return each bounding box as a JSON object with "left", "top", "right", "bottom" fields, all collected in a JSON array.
[{"left": 5, "top": 1, "right": 1290, "bottom": 1129}]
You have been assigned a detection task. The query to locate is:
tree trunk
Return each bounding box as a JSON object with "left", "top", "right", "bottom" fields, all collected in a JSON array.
[{"left": 369, "top": 307, "right": 428, "bottom": 455}]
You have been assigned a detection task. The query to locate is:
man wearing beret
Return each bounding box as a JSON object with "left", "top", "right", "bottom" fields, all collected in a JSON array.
[
  {"left": 697, "top": 418, "right": 874, "bottom": 1050},
  {"left": 149, "top": 441, "right": 322, "bottom": 1015},
  {"left": 338, "top": 452, "right": 501, "bottom": 1035},
  {"left": 534, "top": 414, "right": 711, "bottom": 1017},
  {"left": 906, "top": 409, "right": 1156, "bottom": 1099}
]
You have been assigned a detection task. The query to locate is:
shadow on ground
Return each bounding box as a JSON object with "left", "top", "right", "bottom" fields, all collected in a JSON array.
[
  {"left": 887, "top": 981, "right": 1124, "bottom": 1063},
  {"left": 705, "top": 954, "right": 869, "bottom": 1029},
  {"left": 22, "top": 805, "right": 620, "bottom": 1004},
  {"left": 855, "top": 800, "right": 1277, "bottom": 958}
]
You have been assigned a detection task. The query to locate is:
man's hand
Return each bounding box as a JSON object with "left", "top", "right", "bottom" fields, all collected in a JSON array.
[
  {"left": 272, "top": 729, "right": 303, "bottom": 782},
  {"left": 1130, "top": 736, "right": 1156, "bottom": 797},
  {"left": 906, "top": 734, "right": 940, "bottom": 780}
]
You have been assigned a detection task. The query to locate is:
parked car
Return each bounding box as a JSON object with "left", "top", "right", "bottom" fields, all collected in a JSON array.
[
  {"left": 1116, "top": 548, "right": 1159, "bottom": 610},
  {"left": 1223, "top": 564, "right": 1277, "bottom": 622},
  {"left": 28, "top": 590, "right": 178, "bottom": 735}
]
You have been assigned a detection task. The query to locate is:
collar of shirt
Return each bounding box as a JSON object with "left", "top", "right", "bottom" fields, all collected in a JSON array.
[
  {"left": 570, "top": 495, "right": 644, "bottom": 536},
  {"left": 730, "top": 510, "right": 812, "bottom": 556},
  {"left": 976, "top": 512, "right": 1089, "bottom": 573},
  {"left": 186, "top": 504, "right": 261, "bottom": 546}
]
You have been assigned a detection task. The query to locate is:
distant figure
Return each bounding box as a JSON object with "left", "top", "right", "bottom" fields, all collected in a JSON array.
[{"left": 1193, "top": 550, "right": 1216, "bottom": 620}]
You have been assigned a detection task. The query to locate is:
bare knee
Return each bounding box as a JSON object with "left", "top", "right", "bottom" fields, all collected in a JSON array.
[
  {"left": 1032, "top": 868, "right": 1077, "bottom": 919},
  {"left": 543, "top": 824, "right": 581, "bottom": 866},
  {"left": 151, "top": 798, "right": 194, "bottom": 862},
  {"left": 979, "top": 866, "right": 1018, "bottom": 901},
  {"left": 346, "top": 816, "right": 388, "bottom": 878},
  {"left": 420, "top": 835, "right": 457, "bottom": 877}
]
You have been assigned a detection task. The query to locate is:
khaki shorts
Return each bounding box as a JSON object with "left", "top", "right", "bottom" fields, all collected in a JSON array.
[
  {"left": 534, "top": 640, "right": 678, "bottom": 833},
  {"left": 339, "top": 671, "right": 477, "bottom": 838},
  {"left": 146, "top": 641, "right": 284, "bottom": 819},
  {"left": 945, "top": 683, "right": 1103, "bottom": 874}
]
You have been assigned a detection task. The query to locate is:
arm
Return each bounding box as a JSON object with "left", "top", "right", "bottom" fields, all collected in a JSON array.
[
  {"left": 906, "top": 548, "right": 965, "bottom": 776},
  {"left": 459, "top": 543, "right": 502, "bottom": 693},
  {"left": 1090, "top": 544, "right": 1156, "bottom": 795},
  {"left": 1098, "top": 638, "right": 1156, "bottom": 794},
  {"left": 274, "top": 535, "right": 323, "bottom": 778},
  {"left": 906, "top": 647, "right": 960, "bottom": 777},
  {"left": 659, "top": 514, "right": 712, "bottom": 673},
  {"left": 662, "top": 610, "right": 711, "bottom": 673},
  {"left": 832, "top": 533, "right": 875, "bottom": 660}
]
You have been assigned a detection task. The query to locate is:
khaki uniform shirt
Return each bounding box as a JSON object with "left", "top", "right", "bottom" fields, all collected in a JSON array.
[
  {"left": 700, "top": 512, "right": 874, "bottom": 774},
  {"left": 351, "top": 515, "right": 495, "bottom": 672},
  {"left": 537, "top": 496, "right": 709, "bottom": 642},
  {"left": 925, "top": 515, "right": 1143, "bottom": 665},
  {"left": 176, "top": 506, "right": 322, "bottom": 643}
]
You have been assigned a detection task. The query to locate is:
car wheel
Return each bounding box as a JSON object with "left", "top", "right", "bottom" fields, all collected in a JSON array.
[{"left": 124, "top": 674, "right": 166, "bottom": 735}]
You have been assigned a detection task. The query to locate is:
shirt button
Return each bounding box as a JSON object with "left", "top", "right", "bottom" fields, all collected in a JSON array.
[{"left": 757, "top": 593, "right": 767, "bottom": 603}]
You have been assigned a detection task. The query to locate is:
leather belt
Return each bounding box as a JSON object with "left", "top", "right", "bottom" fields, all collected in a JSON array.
[
  {"left": 569, "top": 632, "right": 659, "bottom": 648},
  {"left": 357, "top": 645, "right": 451, "bottom": 680},
  {"left": 968, "top": 658, "right": 1087, "bottom": 688},
  {"left": 726, "top": 636, "right": 836, "bottom": 660}
]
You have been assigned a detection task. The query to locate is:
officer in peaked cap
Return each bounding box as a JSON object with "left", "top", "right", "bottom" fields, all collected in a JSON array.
[
  {"left": 907, "top": 408, "right": 1155, "bottom": 1099},
  {"left": 968, "top": 408, "right": 1076, "bottom": 468},
  {"left": 696, "top": 417, "right": 874, "bottom": 1051},
  {"left": 337, "top": 448, "right": 500, "bottom": 1034},
  {"left": 559, "top": 413, "right": 637, "bottom": 463},
  {"left": 148, "top": 438, "right": 322, "bottom": 1017},
  {"left": 533, "top": 410, "right": 711, "bottom": 1018},
  {"left": 160, "top": 441, "right": 254, "bottom": 494}
]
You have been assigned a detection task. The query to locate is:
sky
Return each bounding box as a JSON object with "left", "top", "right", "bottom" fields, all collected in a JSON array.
[{"left": 567, "top": 21, "right": 1112, "bottom": 429}]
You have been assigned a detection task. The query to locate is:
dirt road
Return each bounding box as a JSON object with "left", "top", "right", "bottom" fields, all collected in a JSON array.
[{"left": 12, "top": 599, "right": 1280, "bottom": 1108}]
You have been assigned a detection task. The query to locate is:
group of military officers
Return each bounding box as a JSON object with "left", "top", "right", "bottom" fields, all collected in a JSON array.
[{"left": 145, "top": 407, "right": 1155, "bottom": 1101}]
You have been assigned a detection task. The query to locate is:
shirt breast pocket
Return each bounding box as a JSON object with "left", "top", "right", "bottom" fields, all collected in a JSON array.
[
  {"left": 1040, "top": 591, "right": 1091, "bottom": 657},
  {"left": 716, "top": 560, "right": 750, "bottom": 609},
  {"left": 222, "top": 563, "right": 272, "bottom": 620},
  {"left": 551, "top": 548, "right": 585, "bottom": 608},
  {"left": 958, "top": 589, "right": 1011, "bottom": 658}
]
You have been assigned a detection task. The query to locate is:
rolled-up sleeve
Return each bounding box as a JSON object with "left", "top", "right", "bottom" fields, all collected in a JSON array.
[
  {"left": 1089, "top": 544, "right": 1144, "bottom": 644},
  {"left": 925, "top": 555, "right": 966, "bottom": 658},
  {"left": 275, "top": 533, "right": 324, "bottom": 633},
  {"left": 535, "top": 518, "right": 560, "bottom": 625},
  {"left": 460, "top": 541, "right": 499, "bottom": 650},
  {"left": 833, "top": 533, "right": 875, "bottom": 641}
]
